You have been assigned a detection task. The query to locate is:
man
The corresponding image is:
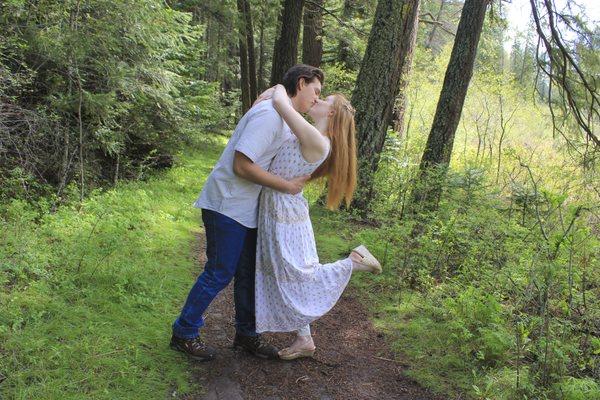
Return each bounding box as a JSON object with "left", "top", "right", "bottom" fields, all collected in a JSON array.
[{"left": 170, "top": 64, "right": 324, "bottom": 361}]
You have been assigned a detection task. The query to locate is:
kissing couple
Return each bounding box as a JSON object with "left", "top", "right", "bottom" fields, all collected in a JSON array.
[{"left": 170, "top": 64, "right": 382, "bottom": 361}]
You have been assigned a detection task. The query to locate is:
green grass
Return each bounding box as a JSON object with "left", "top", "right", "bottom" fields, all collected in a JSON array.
[
  {"left": 3, "top": 134, "right": 597, "bottom": 400},
  {"left": 0, "top": 134, "right": 384, "bottom": 399},
  {"left": 0, "top": 137, "right": 225, "bottom": 399},
  {"left": 311, "top": 209, "right": 600, "bottom": 400}
]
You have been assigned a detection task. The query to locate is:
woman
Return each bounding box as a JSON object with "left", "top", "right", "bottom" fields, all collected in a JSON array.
[{"left": 254, "top": 84, "right": 382, "bottom": 360}]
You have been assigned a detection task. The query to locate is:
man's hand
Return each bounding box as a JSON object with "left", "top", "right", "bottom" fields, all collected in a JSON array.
[
  {"left": 233, "top": 151, "right": 310, "bottom": 194},
  {"left": 285, "top": 175, "right": 310, "bottom": 195}
]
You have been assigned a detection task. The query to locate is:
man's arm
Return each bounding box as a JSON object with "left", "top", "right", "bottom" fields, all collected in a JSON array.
[{"left": 233, "top": 151, "right": 309, "bottom": 195}]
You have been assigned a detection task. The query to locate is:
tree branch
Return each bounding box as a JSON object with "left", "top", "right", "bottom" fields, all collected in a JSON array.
[
  {"left": 529, "top": 0, "right": 600, "bottom": 149},
  {"left": 306, "top": 0, "right": 368, "bottom": 37},
  {"left": 418, "top": 13, "right": 456, "bottom": 37}
]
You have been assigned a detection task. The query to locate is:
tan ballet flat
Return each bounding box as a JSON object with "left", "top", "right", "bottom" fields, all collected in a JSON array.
[
  {"left": 278, "top": 347, "right": 316, "bottom": 360},
  {"left": 352, "top": 245, "right": 382, "bottom": 274}
]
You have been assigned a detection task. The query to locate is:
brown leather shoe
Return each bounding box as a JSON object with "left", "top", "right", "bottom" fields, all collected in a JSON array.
[
  {"left": 233, "top": 333, "right": 279, "bottom": 359},
  {"left": 170, "top": 334, "right": 216, "bottom": 361}
]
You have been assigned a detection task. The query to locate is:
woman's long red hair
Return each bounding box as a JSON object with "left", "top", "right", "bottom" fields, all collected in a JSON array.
[{"left": 310, "top": 94, "right": 357, "bottom": 210}]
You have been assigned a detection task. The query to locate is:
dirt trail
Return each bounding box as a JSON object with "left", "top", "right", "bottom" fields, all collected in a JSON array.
[{"left": 180, "top": 233, "right": 444, "bottom": 400}]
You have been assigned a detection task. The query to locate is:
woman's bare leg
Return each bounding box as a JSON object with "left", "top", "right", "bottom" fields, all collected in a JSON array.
[{"left": 278, "top": 325, "right": 316, "bottom": 360}]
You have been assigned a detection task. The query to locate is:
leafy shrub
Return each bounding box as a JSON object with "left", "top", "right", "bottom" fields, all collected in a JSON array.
[
  {"left": 0, "top": 0, "right": 225, "bottom": 199},
  {"left": 553, "top": 377, "right": 600, "bottom": 400}
]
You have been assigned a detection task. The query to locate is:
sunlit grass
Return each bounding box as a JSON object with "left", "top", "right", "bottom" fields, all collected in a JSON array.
[{"left": 0, "top": 137, "right": 226, "bottom": 399}]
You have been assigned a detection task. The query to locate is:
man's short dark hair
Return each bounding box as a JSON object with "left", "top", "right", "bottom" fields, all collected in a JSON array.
[{"left": 281, "top": 64, "right": 324, "bottom": 97}]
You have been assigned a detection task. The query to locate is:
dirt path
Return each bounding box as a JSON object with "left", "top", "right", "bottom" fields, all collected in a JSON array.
[{"left": 181, "top": 233, "right": 444, "bottom": 400}]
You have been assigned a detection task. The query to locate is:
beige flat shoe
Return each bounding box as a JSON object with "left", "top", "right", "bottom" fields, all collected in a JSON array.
[
  {"left": 352, "top": 245, "right": 382, "bottom": 274},
  {"left": 278, "top": 347, "right": 316, "bottom": 360}
]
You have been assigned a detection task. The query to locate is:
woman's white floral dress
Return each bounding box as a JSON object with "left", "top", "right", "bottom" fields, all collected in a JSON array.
[{"left": 255, "top": 136, "right": 353, "bottom": 333}]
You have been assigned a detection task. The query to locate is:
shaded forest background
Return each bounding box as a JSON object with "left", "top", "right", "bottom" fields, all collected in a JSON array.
[{"left": 1, "top": 0, "right": 599, "bottom": 399}]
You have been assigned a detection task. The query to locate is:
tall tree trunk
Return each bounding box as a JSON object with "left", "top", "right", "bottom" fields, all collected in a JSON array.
[
  {"left": 222, "top": 39, "right": 235, "bottom": 94},
  {"left": 350, "top": 0, "right": 421, "bottom": 214},
  {"left": 237, "top": 0, "right": 257, "bottom": 112},
  {"left": 393, "top": 5, "right": 420, "bottom": 137},
  {"left": 302, "top": 0, "right": 325, "bottom": 67},
  {"left": 258, "top": 18, "right": 267, "bottom": 92},
  {"left": 237, "top": 0, "right": 251, "bottom": 112},
  {"left": 270, "top": 0, "right": 305, "bottom": 85},
  {"left": 242, "top": 0, "right": 257, "bottom": 102},
  {"left": 204, "top": 17, "right": 220, "bottom": 82},
  {"left": 411, "top": 0, "right": 491, "bottom": 212}
]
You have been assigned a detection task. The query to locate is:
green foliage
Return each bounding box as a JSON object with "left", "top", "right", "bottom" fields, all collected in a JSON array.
[
  {"left": 345, "top": 164, "right": 598, "bottom": 399},
  {"left": 0, "top": 137, "right": 225, "bottom": 399},
  {"left": 302, "top": 47, "right": 600, "bottom": 396},
  {"left": 320, "top": 63, "right": 358, "bottom": 98},
  {"left": 320, "top": 0, "right": 376, "bottom": 70},
  {"left": 1, "top": 2, "right": 599, "bottom": 400},
  {"left": 553, "top": 377, "right": 600, "bottom": 400},
  {"left": 312, "top": 51, "right": 600, "bottom": 393},
  {"left": 0, "top": 0, "right": 226, "bottom": 199}
]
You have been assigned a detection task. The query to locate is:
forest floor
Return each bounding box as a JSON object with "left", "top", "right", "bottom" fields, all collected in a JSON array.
[
  {"left": 0, "top": 139, "right": 453, "bottom": 399},
  {"left": 179, "top": 232, "right": 444, "bottom": 400}
]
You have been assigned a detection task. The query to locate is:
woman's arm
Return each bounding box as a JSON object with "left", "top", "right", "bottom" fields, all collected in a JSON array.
[{"left": 271, "top": 85, "right": 329, "bottom": 163}]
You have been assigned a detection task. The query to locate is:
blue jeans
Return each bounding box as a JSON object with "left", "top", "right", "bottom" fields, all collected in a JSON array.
[{"left": 172, "top": 209, "right": 257, "bottom": 339}]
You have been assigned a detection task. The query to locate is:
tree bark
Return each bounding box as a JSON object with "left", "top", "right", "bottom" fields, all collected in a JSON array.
[
  {"left": 237, "top": 0, "right": 251, "bottom": 112},
  {"left": 411, "top": 0, "right": 491, "bottom": 212},
  {"left": 237, "top": 0, "right": 257, "bottom": 112},
  {"left": 242, "top": 0, "right": 257, "bottom": 102},
  {"left": 204, "top": 17, "right": 218, "bottom": 82},
  {"left": 302, "top": 0, "right": 325, "bottom": 67},
  {"left": 221, "top": 39, "right": 235, "bottom": 94},
  {"left": 349, "top": 0, "right": 421, "bottom": 214},
  {"left": 258, "top": 17, "right": 266, "bottom": 92},
  {"left": 270, "top": 0, "right": 305, "bottom": 85},
  {"left": 392, "top": 4, "right": 420, "bottom": 137}
]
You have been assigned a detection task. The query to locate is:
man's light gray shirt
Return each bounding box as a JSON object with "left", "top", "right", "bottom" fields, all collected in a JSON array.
[{"left": 194, "top": 99, "right": 292, "bottom": 228}]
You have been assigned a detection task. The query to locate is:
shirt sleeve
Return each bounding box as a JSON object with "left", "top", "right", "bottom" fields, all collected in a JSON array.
[{"left": 234, "top": 106, "right": 283, "bottom": 163}]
